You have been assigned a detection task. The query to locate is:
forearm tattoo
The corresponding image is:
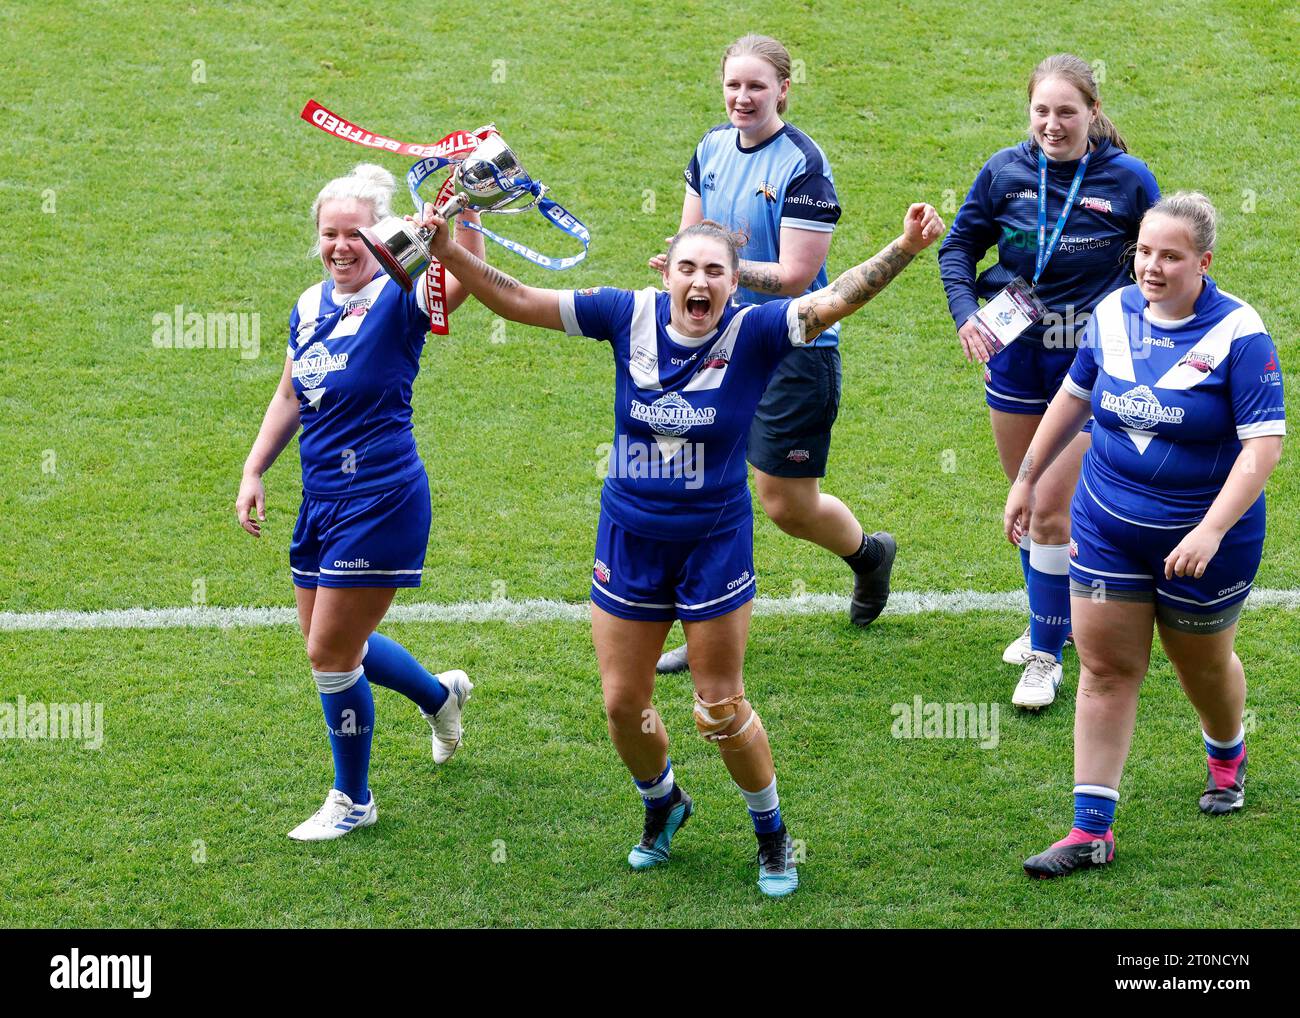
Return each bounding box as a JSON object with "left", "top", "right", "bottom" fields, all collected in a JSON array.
[
  {"left": 830, "top": 241, "right": 914, "bottom": 307},
  {"left": 478, "top": 258, "right": 521, "bottom": 292},
  {"left": 796, "top": 240, "right": 914, "bottom": 340},
  {"left": 1017, "top": 449, "right": 1034, "bottom": 483},
  {"left": 738, "top": 260, "right": 784, "bottom": 294}
]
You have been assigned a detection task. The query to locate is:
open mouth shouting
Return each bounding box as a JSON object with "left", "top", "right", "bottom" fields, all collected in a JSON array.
[{"left": 686, "top": 294, "right": 712, "bottom": 321}]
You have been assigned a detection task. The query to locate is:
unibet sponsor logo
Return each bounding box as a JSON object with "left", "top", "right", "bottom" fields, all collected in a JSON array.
[
  {"left": 1100, "top": 385, "right": 1185, "bottom": 430},
  {"left": 629, "top": 391, "right": 716, "bottom": 436},
  {"left": 293, "top": 341, "right": 350, "bottom": 388}
]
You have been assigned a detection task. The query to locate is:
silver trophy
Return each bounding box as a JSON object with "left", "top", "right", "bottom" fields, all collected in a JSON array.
[{"left": 361, "top": 130, "right": 546, "bottom": 291}]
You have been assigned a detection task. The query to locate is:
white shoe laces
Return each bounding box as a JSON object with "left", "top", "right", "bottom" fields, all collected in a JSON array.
[
  {"left": 309, "top": 791, "right": 352, "bottom": 828},
  {"left": 1019, "top": 655, "right": 1059, "bottom": 690}
]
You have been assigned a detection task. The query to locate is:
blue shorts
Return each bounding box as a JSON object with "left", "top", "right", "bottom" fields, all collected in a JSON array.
[
  {"left": 290, "top": 473, "right": 431, "bottom": 589},
  {"left": 984, "top": 341, "right": 1079, "bottom": 416},
  {"left": 591, "top": 510, "right": 756, "bottom": 622},
  {"left": 748, "top": 345, "right": 841, "bottom": 478},
  {"left": 1068, "top": 483, "right": 1264, "bottom": 633}
]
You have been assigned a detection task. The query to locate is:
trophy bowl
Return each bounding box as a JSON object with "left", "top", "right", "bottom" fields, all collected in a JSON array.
[{"left": 360, "top": 132, "right": 543, "bottom": 291}]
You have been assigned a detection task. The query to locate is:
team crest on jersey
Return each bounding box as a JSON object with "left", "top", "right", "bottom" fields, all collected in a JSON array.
[
  {"left": 630, "top": 391, "right": 717, "bottom": 436},
  {"left": 344, "top": 298, "right": 372, "bottom": 317},
  {"left": 593, "top": 559, "right": 611, "bottom": 584},
  {"left": 703, "top": 171, "right": 718, "bottom": 191},
  {"left": 755, "top": 181, "right": 778, "bottom": 203},
  {"left": 293, "top": 341, "right": 350, "bottom": 389},
  {"left": 1078, "top": 195, "right": 1113, "bottom": 214},
  {"left": 1100, "top": 384, "right": 1185, "bottom": 430},
  {"left": 699, "top": 350, "right": 730, "bottom": 371},
  {"left": 1177, "top": 350, "right": 1217, "bottom": 373}
]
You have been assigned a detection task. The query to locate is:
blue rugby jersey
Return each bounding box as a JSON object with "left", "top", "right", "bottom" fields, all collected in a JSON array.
[
  {"left": 939, "top": 139, "right": 1160, "bottom": 347},
  {"left": 288, "top": 271, "right": 434, "bottom": 497},
  {"left": 685, "top": 123, "right": 841, "bottom": 345},
  {"left": 558, "top": 287, "right": 807, "bottom": 539},
  {"left": 1063, "top": 278, "right": 1285, "bottom": 527}
]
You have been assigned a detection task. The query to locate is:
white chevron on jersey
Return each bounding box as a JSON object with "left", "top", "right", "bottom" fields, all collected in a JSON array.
[
  {"left": 293, "top": 282, "right": 325, "bottom": 350},
  {"left": 1152, "top": 303, "right": 1267, "bottom": 391},
  {"left": 1094, "top": 291, "right": 1136, "bottom": 383},
  {"left": 325, "top": 275, "right": 391, "bottom": 341},
  {"left": 627, "top": 289, "right": 662, "bottom": 391},
  {"left": 682, "top": 307, "right": 752, "bottom": 393}
]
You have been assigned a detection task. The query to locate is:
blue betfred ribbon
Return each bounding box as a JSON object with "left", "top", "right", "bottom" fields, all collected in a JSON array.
[
  {"left": 404, "top": 155, "right": 591, "bottom": 271},
  {"left": 1033, "top": 148, "right": 1091, "bottom": 286}
]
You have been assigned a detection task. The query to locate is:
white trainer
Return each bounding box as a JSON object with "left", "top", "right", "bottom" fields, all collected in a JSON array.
[
  {"left": 1002, "top": 626, "right": 1033, "bottom": 664},
  {"left": 1003, "top": 626, "right": 1073, "bottom": 664},
  {"left": 287, "top": 788, "right": 377, "bottom": 841},
  {"left": 423, "top": 669, "right": 472, "bottom": 764},
  {"left": 1012, "top": 651, "right": 1064, "bottom": 710},
  {"left": 656, "top": 643, "right": 690, "bottom": 674}
]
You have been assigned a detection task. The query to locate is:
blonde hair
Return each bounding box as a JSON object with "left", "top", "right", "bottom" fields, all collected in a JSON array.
[
  {"left": 1028, "top": 54, "right": 1127, "bottom": 153},
  {"left": 1144, "top": 191, "right": 1218, "bottom": 253},
  {"left": 722, "top": 34, "right": 792, "bottom": 115},
  {"left": 309, "top": 163, "right": 396, "bottom": 257}
]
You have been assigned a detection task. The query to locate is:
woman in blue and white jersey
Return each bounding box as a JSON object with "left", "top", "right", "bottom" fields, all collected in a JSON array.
[
  {"left": 235, "top": 163, "right": 485, "bottom": 841},
  {"left": 939, "top": 54, "right": 1161, "bottom": 709},
  {"left": 424, "top": 199, "right": 944, "bottom": 896},
  {"left": 649, "top": 34, "right": 899, "bottom": 663},
  {"left": 1004, "top": 193, "right": 1285, "bottom": 878}
]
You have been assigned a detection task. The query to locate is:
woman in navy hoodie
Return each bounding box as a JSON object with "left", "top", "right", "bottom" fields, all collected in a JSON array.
[{"left": 938, "top": 53, "right": 1160, "bottom": 709}]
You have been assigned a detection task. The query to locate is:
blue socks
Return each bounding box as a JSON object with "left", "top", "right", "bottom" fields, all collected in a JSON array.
[
  {"left": 739, "top": 777, "right": 782, "bottom": 834},
  {"left": 1204, "top": 727, "right": 1245, "bottom": 760},
  {"left": 362, "top": 632, "right": 448, "bottom": 716},
  {"left": 314, "top": 665, "right": 375, "bottom": 805},
  {"left": 1027, "top": 540, "right": 1071, "bottom": 662},
  {"left": 1019, "top": 535, "right": 1032, "bottom": 588},
  {"left": 634, "top": 760, "right": 679, "bottom": 810},
  {"left": 1073, "top": 784, "right": 1118, "bottom": 835}
]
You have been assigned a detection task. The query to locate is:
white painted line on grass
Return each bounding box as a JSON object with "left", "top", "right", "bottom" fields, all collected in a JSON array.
[{"left": 3, "top": 588, "right": 1300, "bottom": 632}]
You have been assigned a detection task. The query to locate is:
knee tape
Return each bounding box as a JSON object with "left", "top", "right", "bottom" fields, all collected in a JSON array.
[
  {"left": 313, "top": 664, "right": 364, "bottom": 694},
  {"left": 693, "top": 690, "right": 764, "bottom": 752}
]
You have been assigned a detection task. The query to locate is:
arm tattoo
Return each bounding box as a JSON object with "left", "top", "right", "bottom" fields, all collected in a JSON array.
[
  {"left": 480, "top": 261, "right": 521, "bottom": 292},
  {"left": 795, "top": 240, "right": 914, "bottom": 341},
  {"left": 1017, "top": 449, "right": 1034, "bottom": 483},
  {"left": 738, "top": 260, "right": 785, "bottom": 295},
  {"left": 829, "top": 241, "right": 914, "bottom": 308}
]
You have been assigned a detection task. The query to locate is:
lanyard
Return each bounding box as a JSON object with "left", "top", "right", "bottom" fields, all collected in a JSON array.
[{"left": 1034, "top": 147, "right": 1090, "bottom": 286}]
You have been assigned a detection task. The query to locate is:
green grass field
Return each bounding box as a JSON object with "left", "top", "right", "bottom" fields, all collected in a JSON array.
[{"left": 2, "top": 0, "right": 1298, "bottom": 927}]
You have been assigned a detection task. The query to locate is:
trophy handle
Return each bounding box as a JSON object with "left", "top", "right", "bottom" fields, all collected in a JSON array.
[{"left": 435, "top": 191, "right": 470, "bottom": 219}]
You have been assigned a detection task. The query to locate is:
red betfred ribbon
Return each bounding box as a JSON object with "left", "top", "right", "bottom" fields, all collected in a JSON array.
[
  {"left": 300, "top": 99, "right": 486, "bottom": 161},
  {"left": 301, "top": 100, "right": 493, "bottom": 335}
]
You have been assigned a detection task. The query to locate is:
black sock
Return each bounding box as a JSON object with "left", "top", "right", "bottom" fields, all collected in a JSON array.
[{"left": 842, "top": 532, "right": 884, "bottom": 574}]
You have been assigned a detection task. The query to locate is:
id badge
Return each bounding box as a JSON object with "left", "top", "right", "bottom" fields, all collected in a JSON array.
[{"left": 971, "top": 277, "right": 1047, "bottom": 354}]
